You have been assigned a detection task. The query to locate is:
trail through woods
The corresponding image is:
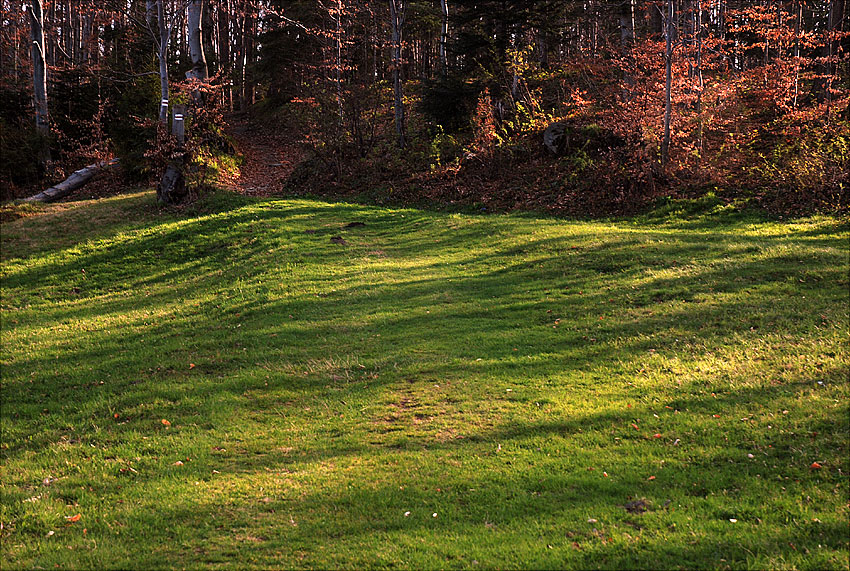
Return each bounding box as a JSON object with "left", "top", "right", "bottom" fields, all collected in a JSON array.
[{"left": 220, "top": 120, "right": 304, "bottom": 197}]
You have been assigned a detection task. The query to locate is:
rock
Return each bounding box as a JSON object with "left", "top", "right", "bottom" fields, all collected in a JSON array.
[{"left": 543, "top": 122, "right": 569, "bottom": 155}]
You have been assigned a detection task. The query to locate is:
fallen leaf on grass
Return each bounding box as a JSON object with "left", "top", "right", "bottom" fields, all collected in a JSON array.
[
  {"left": 161, "top": 419, "right": 171, "bottom": 427},
  {"left": 631, "top": 424, "right": 640, "bottom": 430},
  {"left": 648, "top": 476, "right": 656, "bottom": 481},
  {"left": 653, "top": 433, "right": 662, "bottom": 438},
  {"left": 189, "top": 363, "right": 196, "bottom": 369},
  {"left": 810, "top": 462, "right": 822, "bottom": 469},
  {"left": 65, "top": 514, "right": 81, "bottom": 523}
]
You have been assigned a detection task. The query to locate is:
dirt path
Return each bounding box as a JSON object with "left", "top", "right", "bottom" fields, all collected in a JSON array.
[{"left": 220, "top": 120, "right": 305, "bottom": 197}]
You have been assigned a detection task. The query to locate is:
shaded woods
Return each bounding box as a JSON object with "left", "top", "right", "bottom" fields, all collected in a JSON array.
[{"left": 1, "top": 1, "right": 848, "bottom": 214}]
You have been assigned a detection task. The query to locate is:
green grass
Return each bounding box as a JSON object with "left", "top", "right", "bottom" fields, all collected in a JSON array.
[{"left": 1, "top": 190, "right": 848, "bottom": 570}]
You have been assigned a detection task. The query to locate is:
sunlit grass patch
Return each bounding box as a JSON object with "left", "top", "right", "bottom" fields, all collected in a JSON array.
[{"left": 1, "top": 190, "right": 848, "bottom": 569}]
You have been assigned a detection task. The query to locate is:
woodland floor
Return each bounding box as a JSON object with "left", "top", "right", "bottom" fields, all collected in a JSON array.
[{"left": 218, "top": 119, "right": 305, "bottom": 198}]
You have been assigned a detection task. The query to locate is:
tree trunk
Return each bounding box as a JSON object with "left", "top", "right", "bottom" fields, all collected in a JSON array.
[
  {"left": 793, "top": 0, "right": 802, "bottom": 108},
  {"left": 156, "top": 0, "right": 170, "bottom": 124},
  {"left": 22, "top": 159, "right": 119, "bottom": 203},
  {"left": 187, "top": 0, "right": 209, "bottom": 82},
  {"left": 662, "top": 0, "right": 674, "bottom": 168},
  {"left": 440, "top": 0, "right": 448, "bottom": 75},
  {"left": 390, "top": 0, "right": 406, "bottom": 149},
  {"left": 825, "top": 0, "right": 846, "bottom": 109},
  {"left": 619, "top": 0, "right": 635, "bottom": 46},
  {"left": 186, "top": 0, "right": 209, "bottom": 105},
  {"left": 336, "top": 0, "right": 344, "bottom": 124},
  {"left": 28, "top": 0, "right": 49, "bottom": 136},
  {"left": 695, "top": 0, "right": 704, "bottom": 150},
  {"left": 218, "top": 0, "right": 232, "bottom": 109}
]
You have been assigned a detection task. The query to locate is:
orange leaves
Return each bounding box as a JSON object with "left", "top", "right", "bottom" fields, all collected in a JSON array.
[
  {"left": 65, "top": 514, "right": 81, "bottom": 523},
  {"left": 810, "top": 462, "right": 822, "bottom": 470},
  {"left": 189, "top": 363, "right": 196, "bottom": 369},
  {"left": 648, "top": 475, "right": 656, "bottom": 481},
  {"left": 161, "top": 419, "right": 171, "bottom": 427},
  {"left": 653, "top": 433, "right": 663, "bottom": 439}
]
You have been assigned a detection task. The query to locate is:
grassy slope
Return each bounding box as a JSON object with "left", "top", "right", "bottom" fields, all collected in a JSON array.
[{"left": 1, "top": 191, "right": 848, "bottom": 570}]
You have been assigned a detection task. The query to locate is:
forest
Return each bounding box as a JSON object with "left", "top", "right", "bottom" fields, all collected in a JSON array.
[{"left": 1, "top": 0, "right": 848, "bottom": 214}]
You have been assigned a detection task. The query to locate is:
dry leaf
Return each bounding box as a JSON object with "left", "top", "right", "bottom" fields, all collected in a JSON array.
[
  {"left": 161, "top": 419, "right": 171, "bottom": 427},
  {"left": 810, "top": 462, "right": 822, "bottom": 469},
  {"left": 66, "top": 514, "right": 81, "bottom": 522}
]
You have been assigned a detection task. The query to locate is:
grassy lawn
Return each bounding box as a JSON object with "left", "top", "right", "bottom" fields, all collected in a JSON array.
[{"left": 1, "top": 190, "right": 848, "bottom": 569}]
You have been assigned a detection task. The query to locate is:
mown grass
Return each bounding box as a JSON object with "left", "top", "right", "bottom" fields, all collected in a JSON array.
[{"left": 1, "top": 190, "right": 848, "bottom": 570}]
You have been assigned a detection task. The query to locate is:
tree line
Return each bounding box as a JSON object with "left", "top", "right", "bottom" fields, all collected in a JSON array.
[{"left": 1, "top": 1, "right": 847, "bottom": 211}]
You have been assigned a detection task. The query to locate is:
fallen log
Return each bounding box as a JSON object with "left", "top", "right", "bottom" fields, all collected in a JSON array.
[{"left": 22, "top": 158, "right": 120, "bottom": 203}]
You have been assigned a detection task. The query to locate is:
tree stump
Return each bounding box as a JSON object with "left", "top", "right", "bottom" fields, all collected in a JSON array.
[
  {"left": 157, "top": 104, "right": 188, "bottom": 205},
  {"left": 157, "top": 158, "right": 186, "bottom": 204}
]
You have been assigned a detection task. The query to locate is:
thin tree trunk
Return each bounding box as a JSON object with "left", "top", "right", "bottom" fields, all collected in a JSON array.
[
  {"left": 619, "top": 0, "right": 635, "bottom": 46},
  {"left": 825, "top": 0, "right": 845, "bottom": 112},
  {"left": 152, "top": 0, "right": 171, "bottom": 124},
  {"left": 336, "top": 0, "right": 344, "bottom": 124},
  {"left": 28, "top": 0, "right": 49, "bottom": 136},
  {"left": 390, "top": 0, "right": 406, "bottom": 149},
  {"left": 218, "top": 0, "right": 232, "bottom": 109},
  {"left": 793, "top": 0, "right": 802, "bottom": 108},
  {"left": 440, "top": 0, "right": 448, "bottom": 76},
  {"left": 696, "top": 0, "right": 704, "bottom": 150},
  {"left": 662, "top": 0, "right": 674, "bottom": 168},
  {"left": 235, "top": 5, "right": 245, "bottom": 109}
]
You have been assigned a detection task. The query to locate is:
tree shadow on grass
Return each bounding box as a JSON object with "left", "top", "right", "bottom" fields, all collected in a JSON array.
[{"left": 1, "top": 195, "right": 847, "bottom": 567}]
